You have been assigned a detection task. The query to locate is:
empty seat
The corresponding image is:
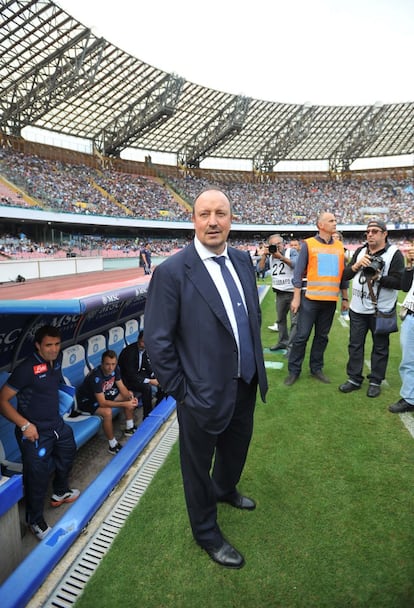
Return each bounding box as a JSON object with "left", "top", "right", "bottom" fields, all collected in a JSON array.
[
  {"left": 84, "top": 334, "right": 107, "bottom": 370},
  {"left": 63, "top": 412, "right": 102, "bottom": 449},
  {"left": 61, "top": 344, "right": 88, "bottom": 389},
  {"left": 0, "top": 431, "right": 22, "bottom": 474},
  {"left": 0, "top": 371, "right": 22, "bottom": 474},
  {"left": 124, "top": 319, "right": 139, "bottom": 345},
  {"left": 106, "top": 326, "right": 125, "bottom": 358}
]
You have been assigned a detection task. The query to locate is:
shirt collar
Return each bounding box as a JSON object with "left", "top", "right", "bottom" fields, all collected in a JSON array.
[
  {"left": 316, "top": 234, "right": 334, "bottom": 245},
  {"left": 194, "top": 236, "right": 228, "bottom": 261}
]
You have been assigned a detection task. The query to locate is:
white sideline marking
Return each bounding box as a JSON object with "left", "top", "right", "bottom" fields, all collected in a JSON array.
[
  {"left": 265, "top": 361, "right": 284, "bottom": 370},
  {"left": 365, "top": 359, "right": 414, "bottom": 440},
  {"left": 399, "top": 413, "right": 414, "bottom": 439}
]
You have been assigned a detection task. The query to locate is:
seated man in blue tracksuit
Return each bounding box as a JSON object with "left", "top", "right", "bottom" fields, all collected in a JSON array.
[{"left": 76, "top": 349, "right": 138, "bottom": 455}]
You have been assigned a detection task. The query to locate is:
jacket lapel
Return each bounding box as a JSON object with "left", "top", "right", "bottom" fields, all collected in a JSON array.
[{"left": 184, "top": 244, "right": 234, "bottom": 336}]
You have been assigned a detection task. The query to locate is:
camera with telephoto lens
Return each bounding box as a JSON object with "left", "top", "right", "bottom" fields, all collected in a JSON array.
[
  {"left": 363, "top": 254, "right": 385, "bottom": 277},
  {"left": 268, "top": 244, "right": 279, "bottom": 254}
]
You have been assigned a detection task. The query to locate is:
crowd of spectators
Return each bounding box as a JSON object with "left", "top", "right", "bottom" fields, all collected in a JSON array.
[
  {"left": 0, "top": 148, "right": 189, "bottom": 221},
  {"left": 1, "top": 146, "right": 414, "bottom": 226},
  {"left": 168, "top": 173, "right": 414, "bottom": 226},
  {"left": 1, "top": 231, "right": 412, "bottom": 265},
  {"left": 93, "top": 172, "right": 189, "bottom": 220},
  {"left": 0, "top": 234, "right": 189, "bottom": 260}
]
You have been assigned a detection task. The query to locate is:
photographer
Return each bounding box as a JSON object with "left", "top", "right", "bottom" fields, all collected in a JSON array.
[
  {"left": 258, "top": 235, "right": 298, "bottom": 352},
  {"left": 339, "top": 219, "right": 404, "bottom": 398}
]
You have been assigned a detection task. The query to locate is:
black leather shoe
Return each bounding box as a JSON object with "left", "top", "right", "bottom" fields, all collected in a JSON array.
[
  {"left": 367, "top": 384, "right": 381, "bottom": 398},
  {"left": 388, "top": 398, "right": 414, "bottom": 413},
  {"left": 311, "top": 371, "right": 331, "bottom": 384},
  {"left": 269, "top": 344, "right": 287, "bottom": 351},
  {"left": 219, "top": 492, "right": 256, "bottom": 510},
  {"left": 339, "top": 381, "right": 361, "bottom": 393},
  {"left": 284, "top": 374, "right": 298, "bottom": 386},
  {"left": 205, "top": 541, "right": 245, "bottom": 569}
]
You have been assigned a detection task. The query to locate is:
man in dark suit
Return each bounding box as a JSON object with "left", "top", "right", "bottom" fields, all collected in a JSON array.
[
  {"left": 118, "top": 329, "right": 164, "bottom": 419},
  {"left": 144, "top": 188, "right": 268, "bottom": 569}
]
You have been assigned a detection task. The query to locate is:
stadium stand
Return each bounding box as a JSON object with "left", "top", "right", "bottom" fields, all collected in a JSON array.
[
  {"left": 1, "top": 0, "right": 413, "bottom": 602},
  {"left": 1, "top": 145, "right": 414, "bottom": 228}
]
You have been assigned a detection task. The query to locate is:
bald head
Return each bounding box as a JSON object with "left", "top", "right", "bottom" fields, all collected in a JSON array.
[{"left": 317, "top": 212, "right": 337, "bottom": 238}]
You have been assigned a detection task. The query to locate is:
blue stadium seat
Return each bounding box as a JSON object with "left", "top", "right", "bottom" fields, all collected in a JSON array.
[
  {"left": 61, "top": 344, "right": 88, "bottom": 389},
  {"left": 84, "top": 334, "right": 107, "bottom": 370},
  {"left": 0, "top": 371, "right": 22, "bottom": 474},
  {"left": 124, "top": 319, "right": 139, "bottom": 345},
  {"left": 0, "top": 417, "right": 22, "bottom": 474},
  {"left": 63, "top": 412, "right": 102, "bottom": 449},
  {"left": 106, "top": 326, "right": 125, "bottom": 357}
]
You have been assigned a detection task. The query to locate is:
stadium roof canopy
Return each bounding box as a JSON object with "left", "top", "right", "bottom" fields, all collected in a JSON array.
[{"left": 1, "top": 0, "right": 414, "bottom": 172}]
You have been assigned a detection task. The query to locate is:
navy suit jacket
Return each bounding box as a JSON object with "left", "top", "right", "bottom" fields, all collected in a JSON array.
[
  {"left": 118, "top": 342, "right": 154, "bottom": 392},
  {"left": 144, "top": 242, "right": 268, "bottom": 433}
]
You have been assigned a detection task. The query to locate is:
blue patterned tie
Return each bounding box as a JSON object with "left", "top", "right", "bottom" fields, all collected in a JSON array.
[{"left": 213, "top": 256, "right": 256, "bottom": 383}]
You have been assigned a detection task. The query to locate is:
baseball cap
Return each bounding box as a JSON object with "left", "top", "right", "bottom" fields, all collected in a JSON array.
[{"left": 366, "top": 219, "right": 387, "bottom": 232}]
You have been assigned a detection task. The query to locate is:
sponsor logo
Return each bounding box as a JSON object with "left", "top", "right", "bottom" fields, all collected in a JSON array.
[{"left": 102, "top": 294, "right": 120, "bottom": 305}]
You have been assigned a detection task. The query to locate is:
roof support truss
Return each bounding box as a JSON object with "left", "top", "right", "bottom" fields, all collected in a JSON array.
[
  {"left": 0, "top": 28, "right": 105, "bottom": 135},
  {"left": 253, "top": 104, "right": 315, "bottom": 172},
  {"left": 329, "top": 103, "right": 387, "bottom": 173},
  {"left": 1, "top": 1, "right": 413, "bottom": 164},
  {"left": 94, "top": 74, "right": 184, "bottom": 157},
  {"left": 177, "top": 95, "right": 251, "bottom": 168}
]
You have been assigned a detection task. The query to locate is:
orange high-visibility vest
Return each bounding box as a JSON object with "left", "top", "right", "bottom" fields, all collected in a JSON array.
[{"left": 305, "top": 237, "right": 344, "bottom": 301}]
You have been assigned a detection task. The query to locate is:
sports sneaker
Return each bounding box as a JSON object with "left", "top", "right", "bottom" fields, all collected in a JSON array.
[
  {"left": 29, "top": 519, "right": 52, "bottom": 541},
  {"left": 108, "top": 442, "right": 123, "bottom": 455},
  {"left": 268, "top": 323, "right": 279, "bottom": 331},
  {"left": 50, "top": 488, "right": 80, "bottom": 507},
  {"left": 124, "top": 425, "right": 138, "bottom": 436}
]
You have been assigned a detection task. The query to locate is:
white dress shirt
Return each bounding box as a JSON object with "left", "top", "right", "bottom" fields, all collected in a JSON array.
[{"left": 194, "top": 236, "right": 249, "bottom": 354}]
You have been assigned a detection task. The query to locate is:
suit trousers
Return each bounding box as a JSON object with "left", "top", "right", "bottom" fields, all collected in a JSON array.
[
  {"left": 346, "top": 309, "right": 390, "bottom": 386},
  {"left": 176, "top": 378, "right": 257, "bottom": 550},
  {"left": 288, "top": 297, "right": 336, "bottom": 376},
  {"left": 132, "top": 382, "right": 153, "bottom": 418}
]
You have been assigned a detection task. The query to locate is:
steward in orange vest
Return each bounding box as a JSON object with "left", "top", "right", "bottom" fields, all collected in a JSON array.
[
  {"left": 285, "top": 211, "right": 349, "bottom": 386},
  {"left": 305, "top": 237, "right": 345, "bottom": 301}
]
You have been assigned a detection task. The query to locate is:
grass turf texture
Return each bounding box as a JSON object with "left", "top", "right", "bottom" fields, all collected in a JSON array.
[{"left": 75, "top": 283, "right": 414, "bottom": 608}]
